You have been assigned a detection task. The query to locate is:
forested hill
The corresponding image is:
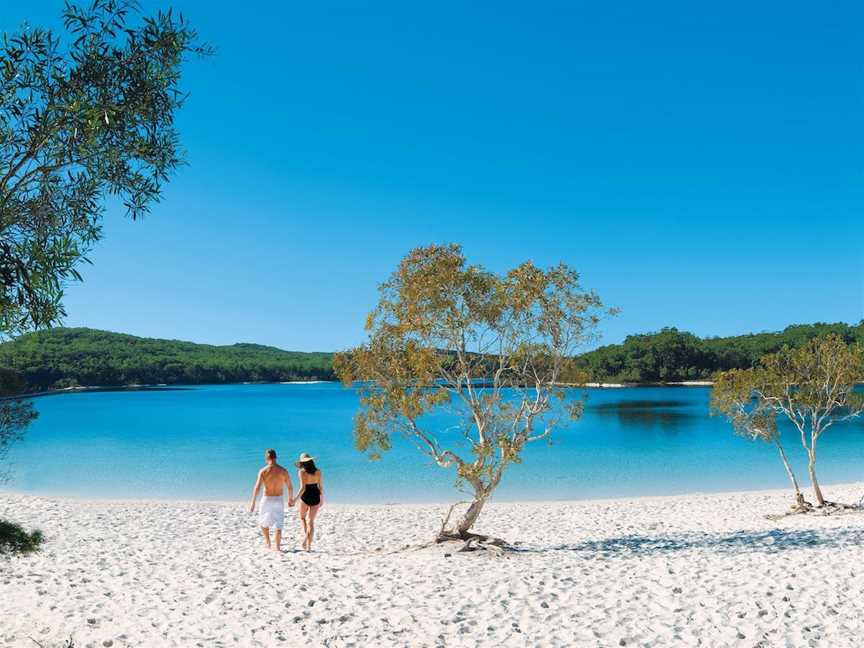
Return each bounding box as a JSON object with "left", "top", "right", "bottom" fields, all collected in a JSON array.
[
  {"left": 1, "top": 322, "right": 862, "bottom": 392},
  {"left": 574, "top": 322, "right": 864, "bottom": 384},
  {"left": 0, "top": 328, "right": 335, "bottom": 390}
]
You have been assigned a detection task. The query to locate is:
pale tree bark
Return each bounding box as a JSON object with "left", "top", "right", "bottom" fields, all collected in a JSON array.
[
  {"left": 774, "top": 440, "right": 802, "bottom": 499},
  {"left": 795, "top": 416, "right": 826, "bottom": 507},
  {"left": 449, "top": 457, "right": 509, "bottom": 539},
  {"left": 807, "top": 448, "right": 825, "bottom": 507},
  {"left": 786, "top": 404, "right": 827, "bottom": 508},
  {"left": 454, "top": 492, "right": 489, "bottom": 537},
  {"left": 772, "top": 439, "right": 812, "bottom": 510}
]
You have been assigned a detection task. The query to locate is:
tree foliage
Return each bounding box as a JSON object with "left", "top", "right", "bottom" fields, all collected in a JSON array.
[
  {"left": 711, "top": 334, "right": 864, "bottom": 508},
  {"left": 0, "top": 327, "right": 335, "bottom": 389},
  {"left": 0, "top": 367, "right": 38, "bottom": 483},
  {"left": 0, "top": 0, "right": 210, "bottom": 335},
  {"left": 0, "top": 382, "right": 41, "bottom": 565},
  {"left": 577, "top": 322, "right": 864, "bottom": 383},
  {"left": 335, "top": 244, "right": 611, "bottom": 537}
]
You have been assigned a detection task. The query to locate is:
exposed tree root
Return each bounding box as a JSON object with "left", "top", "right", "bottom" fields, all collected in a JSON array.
[
  {"left": 432, "top": 501, "right": 514, "bottom": 553},
  {"left": 815, "top": 501, "right": 860, "bottom": 514},
  {"left": 438, "top": 500, "right": 471, "bottom": 539},
  {"left": 765, "top": 496, "right": 860, "bottom": 521},
  {"left": 30, "top": 636, "right": 75, "bottom": 648},
  {"left": 369, "top": 532, "right": 513, "bottom": 556},
  {"left": 372, "top": 502, "right": 518, "bottom": 556},
  {"left": 789, "top": 493, "right": 814, "bottom": 514},
  {"left": 435, "top": 530, "right": 512, "bottom": 554}
]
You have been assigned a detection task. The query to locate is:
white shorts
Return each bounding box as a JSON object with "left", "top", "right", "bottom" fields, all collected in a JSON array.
[{"left": 258, "top": 495, "right": 284, "bottom": 530}]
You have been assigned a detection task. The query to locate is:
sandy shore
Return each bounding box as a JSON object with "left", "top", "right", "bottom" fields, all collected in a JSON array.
[{"left": 3, "top": 485, "right": 864, "bottom": 647}]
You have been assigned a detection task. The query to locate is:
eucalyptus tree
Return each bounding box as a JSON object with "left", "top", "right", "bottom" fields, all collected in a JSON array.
[
  {"left": 711, "top": 369, "right": 806, "bottom": 509},
  {"left": 711, "top": 334, "right": 864, "bottom": 509},
  {"left": 0, "top": 0, "right": 210, "bottom": 335},
  {"left": 335, "top": 244, "right": 612, "bottom": 541}
]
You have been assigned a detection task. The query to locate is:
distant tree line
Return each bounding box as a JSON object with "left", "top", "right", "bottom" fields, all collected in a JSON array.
[
  {"left": 0, "top": 328, "right": 335, "bottom": 391},
  {"left": 2, "top": 323, "right": 862, "bottom": 393},
  {"left": 572, "top": 322, "right": 864, "bottom": 383}
]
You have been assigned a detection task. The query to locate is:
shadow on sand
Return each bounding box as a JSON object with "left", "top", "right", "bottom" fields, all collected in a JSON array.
[{"left": 535, "top": 525, "right": 864, "bottom": 556}]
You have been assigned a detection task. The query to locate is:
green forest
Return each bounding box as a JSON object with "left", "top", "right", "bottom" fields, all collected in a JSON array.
[
  {"left": 0, "top": 328, "right": 335, "bottom": 391},
  {"left": 0, "top": 322, "right": 861, "bottom": 393},
  {"left": 574, "top": 321, "right": 864, "bottom": 383}
]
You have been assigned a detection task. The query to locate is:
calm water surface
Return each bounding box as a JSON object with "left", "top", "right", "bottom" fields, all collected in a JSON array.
[{"left": 4, "top": 383, "right": 864, "bottom": 503}]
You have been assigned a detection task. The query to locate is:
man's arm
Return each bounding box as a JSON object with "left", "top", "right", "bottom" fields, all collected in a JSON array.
[
  {"left": 249, "top": 470, "right": 263, "bottom": 512},
  {"left": 286, "top": 469, "right": 295, "bottom": 506}
]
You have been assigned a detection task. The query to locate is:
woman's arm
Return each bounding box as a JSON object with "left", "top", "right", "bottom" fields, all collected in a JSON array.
[{"left": 293, "top": 470, "right": 306, "bottom": 505}]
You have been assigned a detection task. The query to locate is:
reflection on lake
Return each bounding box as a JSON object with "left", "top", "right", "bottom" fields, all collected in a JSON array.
[
  {"left": 593, "top": 400, "right": 689, "bottom": 409},
  {"left": 591, "top": 399, "right": 695, "bottom": 430}
]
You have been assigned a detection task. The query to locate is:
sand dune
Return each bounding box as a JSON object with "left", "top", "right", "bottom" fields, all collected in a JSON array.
[{"left": 2, "top": 484, "right": 864, "bottom": 647}]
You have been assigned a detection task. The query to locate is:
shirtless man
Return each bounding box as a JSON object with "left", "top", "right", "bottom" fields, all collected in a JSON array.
[{"left": 249, "top": 449, "right": 294, "bottom": 551}]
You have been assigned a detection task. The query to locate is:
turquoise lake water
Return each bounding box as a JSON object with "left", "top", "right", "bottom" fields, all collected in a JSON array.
[{"left": 4, "top": 383, "right": 864, "bottom": 503}]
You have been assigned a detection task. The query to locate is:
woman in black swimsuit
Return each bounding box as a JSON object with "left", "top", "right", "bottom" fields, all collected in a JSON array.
[{"left": 291, "top": 453, "right": 324, "bottom": 551}]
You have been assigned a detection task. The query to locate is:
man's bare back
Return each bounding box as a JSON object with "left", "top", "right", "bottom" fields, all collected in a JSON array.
[{"left": 259, "top": 463, "right": 290, "bottom": 496}]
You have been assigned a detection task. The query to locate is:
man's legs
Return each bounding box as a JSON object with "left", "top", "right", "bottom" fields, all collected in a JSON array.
[
  {"left": 274, "top": 529, "right": 282, "bottom": 552},
  {"left": 261, "top": 526, "right": 271, "bottom": 549}
]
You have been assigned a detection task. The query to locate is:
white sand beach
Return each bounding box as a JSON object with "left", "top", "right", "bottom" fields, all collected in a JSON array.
[{"left": 3, "top": 484, "right": 864, "bottom": 647}]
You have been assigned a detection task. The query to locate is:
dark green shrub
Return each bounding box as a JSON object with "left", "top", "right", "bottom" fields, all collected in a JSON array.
[{"left": 0, "top": 519, "right": 44, "bottom": 556}]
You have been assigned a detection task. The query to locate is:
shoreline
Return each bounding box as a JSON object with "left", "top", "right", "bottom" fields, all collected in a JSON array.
[
  {"left": 6, "top": 379, "right": 716, "bottom": 399},
  {"left": 3, "top": 480, "right": 862, "bottom": 508},
  {"left": 4, "top": 380, "right": 339, "bottom": 399},
  {"left": 580, "top": 380, "right": 714, "bottom": 388}
]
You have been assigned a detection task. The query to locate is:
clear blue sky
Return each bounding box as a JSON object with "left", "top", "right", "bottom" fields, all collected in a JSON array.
[{"left": 5, "top": 1, "right": 862, "bottom": 351}]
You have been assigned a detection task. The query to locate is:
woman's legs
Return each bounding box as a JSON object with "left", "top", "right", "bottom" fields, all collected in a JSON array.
[
  {"left": 305, "top": 504, "right": 320, "bottom": 550},
  {"left": 298, "top": 501, "right": 309, "bottom": 550}
]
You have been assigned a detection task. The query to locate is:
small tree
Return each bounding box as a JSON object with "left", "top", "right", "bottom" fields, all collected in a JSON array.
[
  {"left": 0, "top": 369, "right": 41, "bottom": 556},
  {"left": 335, "top": 244, "right": 611, "bottom": 540},
  {"left": 711, "top": 368, "right": 806, "bottom": 508},
  {"left": 711, "top": 334, "right": 864, "bottom": 509}
]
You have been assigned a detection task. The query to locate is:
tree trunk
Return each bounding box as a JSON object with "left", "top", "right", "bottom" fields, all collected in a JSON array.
[
  {"left": 808, "top": 451, "right": 825, "bottom": 507},
  {"left": 454, "top": 493, "right": 488, "bottom": 537},
  {"left": 774, "top": 440, "right": 802, "bottom": 497}
]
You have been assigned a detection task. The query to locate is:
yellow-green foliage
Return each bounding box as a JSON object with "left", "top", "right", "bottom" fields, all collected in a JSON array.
[
  {"left": 335, "top": 244, "right": 612, "bottom": 495},
  {"left": 711, "top": 334, "right": 864, "bottom": 429},
  {"left": 711, "top": 334, "right": 864, "bottom": 504}
]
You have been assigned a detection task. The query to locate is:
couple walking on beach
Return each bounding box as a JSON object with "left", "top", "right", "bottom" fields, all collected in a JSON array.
[{"left": 248, "top": 449, "right": 324, "bottom": 552}]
